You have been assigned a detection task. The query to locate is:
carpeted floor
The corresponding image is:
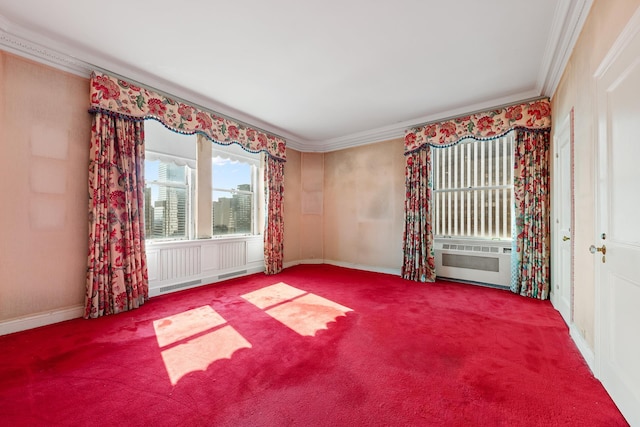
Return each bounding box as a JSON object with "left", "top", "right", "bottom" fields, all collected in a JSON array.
[{"left": 0, "top": 264, "right": 629, "bottom": 426}]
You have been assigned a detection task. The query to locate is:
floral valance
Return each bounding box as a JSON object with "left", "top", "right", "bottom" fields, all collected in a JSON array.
[
  {"left": 89, "top": 72, "right": 286, "bottom": 161},
  {"left": 404, "top": 98, "right": 551, "bottom": 153}
]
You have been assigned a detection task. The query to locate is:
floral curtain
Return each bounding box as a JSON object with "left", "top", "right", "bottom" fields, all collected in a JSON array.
[
  {"left": 402, "top": 147, "right": 436, "bottom": 282},
  {"left": 89, "top": 71, "right": 288, "bottom": 283},
  {"left": 264, "top": 156, "right": 285, "bottom": 274},
  {"left": 85, "top": 113, "right": 148, "bottom": 318},
  {"left": 89, "top": 72, "right": 287, "bottom": 161},
  {"left": 511, "top": 129, "right": 551, "bottom": 299},
  {"left": 405, "top": 98, "right": 551, "bottom": 151},
  {"left": 402, "top": 98, "right": 551, "bottom": 297}
]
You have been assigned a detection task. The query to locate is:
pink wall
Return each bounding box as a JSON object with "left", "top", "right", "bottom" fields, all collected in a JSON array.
[{"left": 0, "top": 52, "right": 91, "bottom": 321}]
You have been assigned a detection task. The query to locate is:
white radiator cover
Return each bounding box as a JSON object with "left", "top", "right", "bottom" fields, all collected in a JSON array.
[
  {"left": 434, "top": 240, "right": 512, "bottom": 287},
  {"left": 146, "top": 236, "right": 264, "bottom": 297}
]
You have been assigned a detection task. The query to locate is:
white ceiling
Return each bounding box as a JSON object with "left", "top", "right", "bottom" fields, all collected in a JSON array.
[{"left": 0, "top": 0, "right": 591, "bottom": 152}]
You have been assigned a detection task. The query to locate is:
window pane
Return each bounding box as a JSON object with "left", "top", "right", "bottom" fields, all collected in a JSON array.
[
  {"left": 146, "top": 159, "right": 186, "bottom": 183},
  {"left": 212, "top": 191, "right": 253, "bottom": 235},
  {"left": 144, "top": 160, "right": 189, "bottom": 240},
  {"left": 145, "top": 183, "right": 188, "bottom": 239},
  {"left": 212, "top": 157, "right": 252, "bottom": 191}
]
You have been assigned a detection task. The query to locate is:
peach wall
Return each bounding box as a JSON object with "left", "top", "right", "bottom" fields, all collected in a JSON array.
[
  {"left": 323, "top": 139, "right": 405, "bottom": 270},
  {"left": 284, "top": 139, "right": 405, "bottom": 271},
  {"left": 551, "top": 0, "right": 640, "bottom": 348},
  {"left": 283, "top": 148, "right": 302, "bottom": 263},
  {"left": 0, "top": 52, "right": 91, "bottom": 321},
  {"left": 300, "top": 153, "right": 324, "bottom": 260}
]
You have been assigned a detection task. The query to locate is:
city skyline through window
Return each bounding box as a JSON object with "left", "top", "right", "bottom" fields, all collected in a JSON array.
[{"left": 211, "top": 155, "right": 255, "bottom": 236}]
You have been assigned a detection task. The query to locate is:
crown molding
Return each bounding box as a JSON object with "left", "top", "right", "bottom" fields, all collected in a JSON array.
[
  {"left": 0, "top": 27, "right": 91, "bottom": 77},
  {"left": 538, "top": 0, "right": 594, "bottom": 97},
  {"left": 0, "top": 1, "right": 590, "bottom": 154},
  {"left": 594, "top": 4, "right": 640, "bottom": 79},
  {"left": 0, "top": 19, "right": 308, "bottom": 148},
  {"left": 315, "top": 89, "right": 542, "bottom": 153}
]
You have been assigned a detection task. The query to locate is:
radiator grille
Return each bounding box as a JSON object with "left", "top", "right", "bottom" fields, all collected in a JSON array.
[
  {"left": 219, "top": 269, "right": 248, "bottom": 280},
  {"left": 442, "top": 253, "right": 499, "bottom": 272},
  {"left": 159, "top": 246, "right": 201, "bottom": 281},
  {"left": 219, "top": 242, "right": 246, "bottom": 270},
  {"left": 159, "top": 279, "right": 202, "bottom": 294}
]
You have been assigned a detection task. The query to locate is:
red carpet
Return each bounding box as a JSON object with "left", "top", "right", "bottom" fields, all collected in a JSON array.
[{"left": 0, "top": 264, "right": 628, "bottom": 426}]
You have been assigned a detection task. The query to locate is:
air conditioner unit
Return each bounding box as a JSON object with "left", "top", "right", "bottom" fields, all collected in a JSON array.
[{"left": 434, "top": 240, "right": 512, "bottom": 288}]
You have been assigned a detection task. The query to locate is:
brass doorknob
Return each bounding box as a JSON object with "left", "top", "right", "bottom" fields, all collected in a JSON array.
[
  {"left": 589, "top": 244, "right": 606, "bottom": 255},
  {"left": 562, "top": 236, "right": 570, "bottom": 241}
]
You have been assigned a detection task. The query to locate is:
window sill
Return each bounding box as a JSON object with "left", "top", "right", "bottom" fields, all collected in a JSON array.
[
  {"left": 147, "top": 234, "right": 262, "bottom": 247},
  {"left": 435, "top": 237, "right": 512, "bottom": 247}
]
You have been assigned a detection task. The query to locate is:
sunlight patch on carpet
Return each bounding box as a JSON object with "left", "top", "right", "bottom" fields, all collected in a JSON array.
[
  {"left": 153, "top": 306, "right": 251, "bottom": 385},
  {"left": 242, "top": 282, "right": 353, "bottom": 336},
  {"left": 153, "top": 306, "right": 227, "bottom": 347}
]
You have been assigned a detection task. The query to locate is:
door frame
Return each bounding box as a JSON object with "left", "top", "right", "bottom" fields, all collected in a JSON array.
[{"left": 551, "top": 110, "right": 574, "bottom": 326}]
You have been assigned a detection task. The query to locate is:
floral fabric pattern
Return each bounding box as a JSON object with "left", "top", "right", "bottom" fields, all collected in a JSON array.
[
  {"left": 85, "top": 113, "right": 148, "bottom": 318},
  {"left": 402, "top": 148, "right": 436, "bottom": 282},
  {"left": 89, "top": 72, "right": 287, "bottom": 161},
  {"left": 264, "top": 156, "right": 285, "bottom": 274},
  {"left": 405, "top": 99, "right": 551, "bottom": 152},
  {"left": 511, "top": 129, "right": 551, "bottom": 300}
]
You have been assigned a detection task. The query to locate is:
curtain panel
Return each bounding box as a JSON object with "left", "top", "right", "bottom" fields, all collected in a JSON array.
[
  {"left": 511, "top": 129, "right": 551, "bottom": 299},
  {"left": 89, "top": 72, "right": 287, "bottom": 161},
  {"left": 264, "top": 156, "right": 285, "bottom": 274},
  {"left": 402, "top": 148, "right": 436, "bottom": 282},
  {"left": 85, "top": 113, "right": 148, "bottom": 318}
]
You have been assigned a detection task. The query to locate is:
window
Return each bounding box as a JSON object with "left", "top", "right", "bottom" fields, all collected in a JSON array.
[
  {"left": 144, "top": 159, "right": 193, "bottom": 240},
  {"left": 432, "top": 134, "right": 514, "bottom": 239},
  {"left": 143, "top": 121, "right": 197, "bottom": 241},
  {"left": 143, "top": 120, "right": 263, "bottom": 241},
  {"left": 211, "top": 145, "right": 260, "bottom": 236}
]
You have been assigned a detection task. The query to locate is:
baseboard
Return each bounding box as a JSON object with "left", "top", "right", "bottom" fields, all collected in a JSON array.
[
  {"left": 323, "top": 260, "right": 401, "bottom": 276},
  {"left": 0, "top": 305, "right": 84, "bottom": 336},
  {"left": 570, "top": 323, "right": 596, "bottom": 374},
  {"left": 283, "top": 259, "right": 401, "bottom": 276},
  {"left": 283, "top": 259, "right": 323, "bottom": 269}
]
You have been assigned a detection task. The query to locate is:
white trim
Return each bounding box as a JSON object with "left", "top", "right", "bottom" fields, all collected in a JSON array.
[
  {"left": 284, "top": 259, "right": 401, "bottom": 276},
  {"left": 542, "top": 0, "right": 594, "bottom": 97},
  {"left": 323, "top": 260, "right": 401, "bottom": 276},
  {"left": 570, "top": 323, "right": 596, "bottom": 375},
  {"left": 0, "top": 1, "right": 591, "bottom": 154},
  {"left": 0, "top": 27, "right": 90, "bottom": 77},
  {"left": 283, "top": 259, "right": 324, "bottom": 270},
  {"left": 0, "top": 305, "right": 84, "bottom": 336},
  {"left": 320, "top": 90, "right": 541, "bottom": 153},
  {"left": 594, "top": 6, "right": 640, "bottom": 79}
]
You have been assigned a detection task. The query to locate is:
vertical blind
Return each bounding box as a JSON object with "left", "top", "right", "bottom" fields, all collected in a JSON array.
[{"left": 432, "top": 134, "right": 514, "bottom": 239}]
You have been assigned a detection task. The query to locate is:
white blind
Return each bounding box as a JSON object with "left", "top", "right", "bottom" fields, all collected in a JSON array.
[
  {"left": 145, "top": 120, "right": 197, "bottom": 168},
  {"left": 433, "top": 134, "right": 514, "bottom": 239}
]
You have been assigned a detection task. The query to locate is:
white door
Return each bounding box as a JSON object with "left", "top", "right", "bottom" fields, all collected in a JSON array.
[
  {"left": 552, "top": 114, "right": 572, "bottom": 325},
  {"left": 594, "top": 11, "right": 640, "bottom": 425}
]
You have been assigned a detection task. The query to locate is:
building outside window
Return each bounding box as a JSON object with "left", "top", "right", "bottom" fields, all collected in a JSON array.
[
  {"left": 143, "top": 120, "right": 262, "bottom": 241},
  {"left": 144, "top": 160, "right": 192, "bottom": 240},
  {"left": 211, "top": 145, "right": 259, "bottom": 236}
]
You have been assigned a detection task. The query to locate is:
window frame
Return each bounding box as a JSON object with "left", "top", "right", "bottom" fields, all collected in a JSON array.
[
  {"left": 211, "top": 145, "right": 261, "bottom": 238},
  {"left": 431, "top": 134, "right": 514, "bottom": 241},
  {"left": 144, "top": 153, "right": 195, "bottom": 242}
]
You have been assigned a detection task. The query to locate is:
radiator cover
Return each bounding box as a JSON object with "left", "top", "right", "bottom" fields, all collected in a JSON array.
[{"left": 434, "top": 240, "right": 511, "bottom": 287}]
